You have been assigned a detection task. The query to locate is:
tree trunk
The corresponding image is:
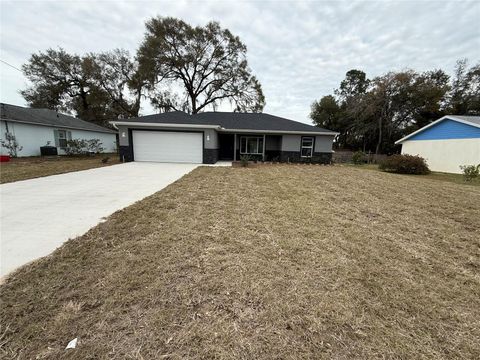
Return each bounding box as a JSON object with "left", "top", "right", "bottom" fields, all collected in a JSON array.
[{"left": 375, "top": 117, "right": 383, "bottom": 155}]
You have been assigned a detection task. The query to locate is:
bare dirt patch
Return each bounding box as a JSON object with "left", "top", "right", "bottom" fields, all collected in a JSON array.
[
  {"left": 1, "top": 165, "right": 479, "bottom": 359},
  {"left": 0, "top": 154, "right": 119, "bottom": 184}
]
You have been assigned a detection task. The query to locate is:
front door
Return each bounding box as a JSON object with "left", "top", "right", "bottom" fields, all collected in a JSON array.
[{"left": 218, "top": 133, "right": 235, "bottom": 160}]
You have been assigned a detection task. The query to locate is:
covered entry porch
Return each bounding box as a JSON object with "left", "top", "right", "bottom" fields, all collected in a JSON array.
[{"left": 218, "top": 133, "right": 282, "bottom": 161}]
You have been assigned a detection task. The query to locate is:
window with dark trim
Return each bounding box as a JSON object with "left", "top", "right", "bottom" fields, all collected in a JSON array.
[
  {"left": 301, "top": 136, "right": 314, "bottom": 157},
  {"left": 240, "top": 136, "right": 264, "bottom": 155}
]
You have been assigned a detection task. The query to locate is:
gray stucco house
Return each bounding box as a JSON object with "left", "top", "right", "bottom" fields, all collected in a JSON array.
[{"left": 110, "top": 111, "right": 338, "bottom": 164}]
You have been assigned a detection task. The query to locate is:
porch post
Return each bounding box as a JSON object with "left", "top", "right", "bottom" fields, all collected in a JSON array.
[
  {"left": 233, "top": 134, "right": 237, "bottom": 161},
  {"left": 263, "top": 134, "right": 266, "bottom": 162}
]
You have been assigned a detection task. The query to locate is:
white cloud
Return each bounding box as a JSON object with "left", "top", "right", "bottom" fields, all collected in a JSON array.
[{"left": 1, "top": 0, "right": 479, "bottom": 124}]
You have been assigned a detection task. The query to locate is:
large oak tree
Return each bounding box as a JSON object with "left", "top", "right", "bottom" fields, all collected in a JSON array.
[
  {"left": 137, "top": 17, "right": 265, "bottom": 113},
  {"left": 21, "top": 48, "right": 145, "bottom": 126}
]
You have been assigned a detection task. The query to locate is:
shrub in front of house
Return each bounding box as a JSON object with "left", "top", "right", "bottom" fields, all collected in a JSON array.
[
  {"left": 65, "top": 139, "right": 104, "bottom": 156},
  {"left": 460, "top": 164, "right": 480, "bottom": 182},
  {"left": 379, "top": 154, "right": 430, "bottom": 175},
  {"left": 65, "top": 139, "right": 88, "bottom": 155},
  {"left": 86, "top": 139, "right": 105, "bottom": 154},
  {"left": 352, "top": 151, "right": 367, "bottom": 165},
  {"left": 240, "top": 154, "right": 251, "bottom": 167}
]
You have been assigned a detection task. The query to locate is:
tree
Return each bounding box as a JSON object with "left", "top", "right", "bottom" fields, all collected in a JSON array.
[
  {"left": 21, "top": 48, "right": 146, "bottom": 126},
  {"left": 1, "top": 132, "right": 23, "bottom": 157},
  {"left": 21, "top": 48, "right": 89, "bottom": 114},
  {"left": 309, "top": 65, "right": 457, "bottom": 154},
  {"left": 137, "top": 17, "right": 265, "bottom": 113},
  {"left": 448, "top": 59, "right": 480, "bottom": 115},
  {"left": 310, "top": 95, "right": 341, "bottom": 129},
  {"left": 409, "top": 69, "right": 450, "bottom": 129},
  {"left": 89, "top": 49, "right": 146, "bottom": 119},
  {"left": 336, "top": 69, "right": 370, "bottom": 99}
]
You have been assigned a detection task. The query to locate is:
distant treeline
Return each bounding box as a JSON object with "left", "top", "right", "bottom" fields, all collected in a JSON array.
[{"left": 310, "top": 59, "right": 479, "bottom": 154}]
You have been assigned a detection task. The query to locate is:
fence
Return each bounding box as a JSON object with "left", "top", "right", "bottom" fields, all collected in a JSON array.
[{"left": 333, "top": 150, "right": 388, "bottom": 164}]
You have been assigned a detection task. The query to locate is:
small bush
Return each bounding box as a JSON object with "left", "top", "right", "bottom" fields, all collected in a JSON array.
[
  {"left": 102, "top": 157, "right": 110, "bottom": 164},
  {"left": 65, "top": 138, "right": 104, "bottom": 156},
  {"left": 379, "top": 154, "right": 430, "bottom": 175},
  {"left": 65, "top": 139, "right": 88, "bottom": 156},
  {"left": 240, "top": 155, "right": 251, "bottom": 167},
  {"left": 86, "top": 139, "right": 104, "bottom": 154},
  {"left": 352, "top": 151, "right": 367, "bottom": 165},
  {"left": 460, "top": 164, "right": 480, "bottom": 182}
]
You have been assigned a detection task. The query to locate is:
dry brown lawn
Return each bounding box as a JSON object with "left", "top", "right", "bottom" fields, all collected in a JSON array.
[
  {"left": 347, "top": 163, "right": 480, "bottom": 187},
  {"left": 0, "top": 154, "right": 119, "bottom": 184},
  {"left": 1, "top": 165, "right": 479, "bottom": 359}
]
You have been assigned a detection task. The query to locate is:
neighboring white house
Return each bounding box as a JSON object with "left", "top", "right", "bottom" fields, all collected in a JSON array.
[
  {"left": 0, "top": 103, "right": 117, "bottom": 157},
  {"left": 395, "top": 115, "right": 480, "bottom": 174}
]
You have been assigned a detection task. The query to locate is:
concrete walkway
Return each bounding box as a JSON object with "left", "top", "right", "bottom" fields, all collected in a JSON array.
[{"left": 0, "top": 162, "right": 228, "bottom": 277}]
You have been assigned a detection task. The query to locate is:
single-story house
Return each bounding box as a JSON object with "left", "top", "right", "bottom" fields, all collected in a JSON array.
[
  {"left": 110, "top": 111, "right": 338, "bottom": 164},
  {"left": 395, "top": 115, "right": 480, "bottom": 173},
  {"left": 0, "top": 103, "right": 117, "bottom": 157}
]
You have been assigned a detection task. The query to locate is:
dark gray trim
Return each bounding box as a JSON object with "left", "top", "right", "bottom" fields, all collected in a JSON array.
[
  {"left": 203, "top": 149, "right": 219, "bottom": 164},
  {"left": 119, "top": 145, "right": 133, "bottom": 162},
  {"left": 280, "top": 151, "right": 332, "bottom": 164},
  {"left": 265, "top": 150, "right": 281, "bottom": 161}
]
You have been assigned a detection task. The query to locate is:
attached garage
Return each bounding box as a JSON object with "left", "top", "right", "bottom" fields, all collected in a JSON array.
[
  {"left": 396, "top": 115, "right": 480, "bottom": 174},
  {"left": 132, "top": 131, "right": 203, "bottom": 163}
]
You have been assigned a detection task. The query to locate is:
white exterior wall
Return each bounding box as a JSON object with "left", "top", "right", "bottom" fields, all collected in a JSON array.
[
  {"left": 70, "top": 129, "right": 117, "bottom": 153},
  {"left": 1, "top": 120, "right": 53, "bottom": 156},
  {"left": 0, "top": 120, "right": 116, "bottom": 157},
  {"left": 401, "top": 138, "right": 480, "bottom": 174}
]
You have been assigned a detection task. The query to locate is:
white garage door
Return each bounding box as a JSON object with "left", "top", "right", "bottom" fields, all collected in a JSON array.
[{"left": 132, "top": 131, "right": 203, "bottom": 163}]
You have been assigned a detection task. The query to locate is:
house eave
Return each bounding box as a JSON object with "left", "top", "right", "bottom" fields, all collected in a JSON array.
[
  {"left": 219, "top": 128, "right": 339, "bottom": 136},
  {"left": 109, "top": 121, "right": 338, "bottom": 136},
  {"left": 110, "top": 121, "right": 221, "bottom": 130}
]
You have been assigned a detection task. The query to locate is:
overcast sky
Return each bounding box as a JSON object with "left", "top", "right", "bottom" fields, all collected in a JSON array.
[{"left": 1, "top": 0, "right": 479, "bottom": 124}]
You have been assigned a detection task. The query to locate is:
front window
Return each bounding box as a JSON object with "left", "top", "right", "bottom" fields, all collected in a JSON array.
[
  {"left": 58, "top": 130, "right": 67, "bottom": 148},
  {"left": 240, "top": 136, "right": 263, "bottom": 155},
  {"left": 301, "top": 137, "right": 314, "bottom": 157}
]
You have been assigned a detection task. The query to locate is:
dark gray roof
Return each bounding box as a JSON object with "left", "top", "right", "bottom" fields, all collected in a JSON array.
[
  {"left": 115, "top": 111, "right": 336, "bottom": 134},
  {"left": 0, "top": 103, "right": 116, "bottom": 134}
]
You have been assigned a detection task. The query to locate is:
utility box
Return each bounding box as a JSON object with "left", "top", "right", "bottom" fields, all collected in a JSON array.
[{"left": 40, "top": 146, "right": 58, "bottom": 156}]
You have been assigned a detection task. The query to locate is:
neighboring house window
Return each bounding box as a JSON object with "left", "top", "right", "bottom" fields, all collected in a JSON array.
[
  {"left": 54, "top": 129, "right": 71, "bottom": 149},
  {"left": 240, "top": 136, "right": 264, "bottom": 155},
  {"left": 301, "top": 136, "right": 314, "bottom": 157}
]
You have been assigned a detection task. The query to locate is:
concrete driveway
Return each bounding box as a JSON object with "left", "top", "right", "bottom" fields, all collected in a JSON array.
[{"left": 0, "top": 162, "right": 225, "bottom": 277}]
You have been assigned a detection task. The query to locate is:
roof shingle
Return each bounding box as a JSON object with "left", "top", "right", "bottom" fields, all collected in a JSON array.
[
  {"left": 114, "top": 111, "right": 336, "bottom": 134},
  {"left": 0, "top": 103, "right": 116, "bottom": 134}
]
